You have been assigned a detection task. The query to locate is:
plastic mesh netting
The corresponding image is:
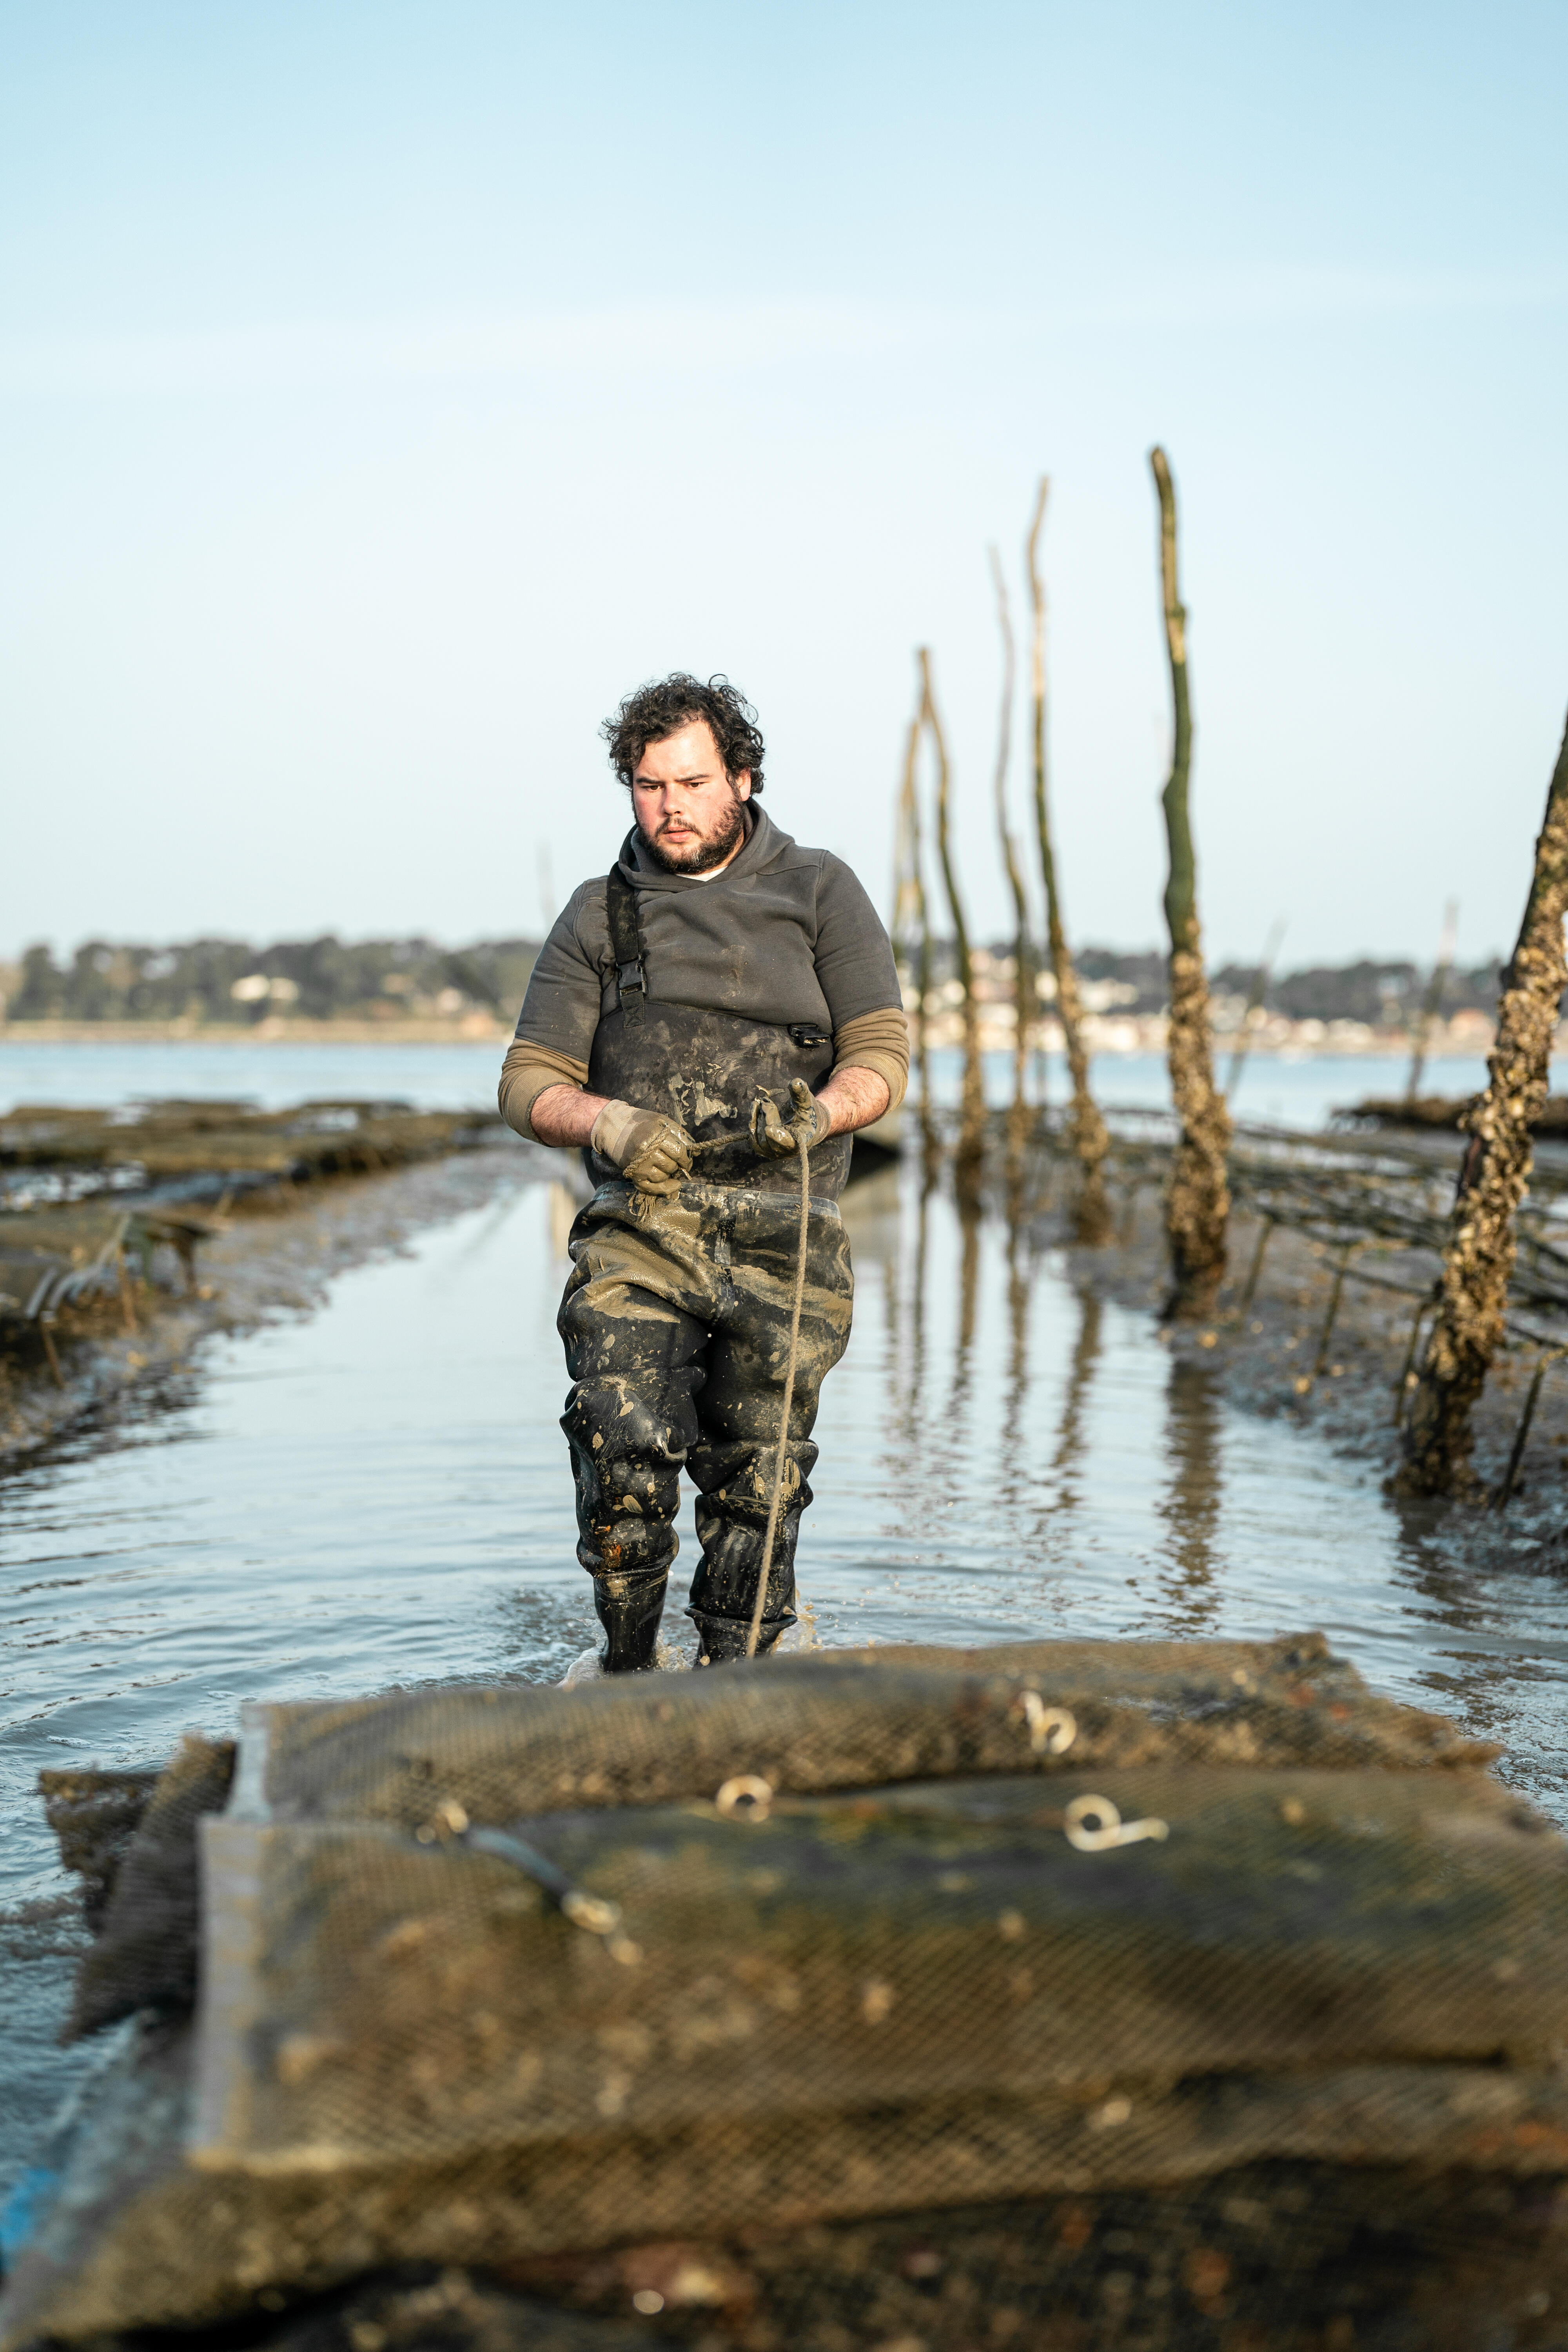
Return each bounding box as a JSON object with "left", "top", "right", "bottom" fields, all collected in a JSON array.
[
  {"left": 247, "top": 1633, "right": 1498, "bottom": 1827},
  {"left": 6, "top": 1637, "right": 1566, "bottom": 2352}
]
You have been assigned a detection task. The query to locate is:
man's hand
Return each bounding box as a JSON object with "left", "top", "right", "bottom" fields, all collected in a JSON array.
[
  {"left": 751, "top": 1079, "right": 833, "bottom": 1160},
  {"left": 590, "top": 1099, "right": 695, "bottom": 1196}
]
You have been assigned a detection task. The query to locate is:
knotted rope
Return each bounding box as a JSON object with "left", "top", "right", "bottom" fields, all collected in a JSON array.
[{"left": 746, "top": 1135, "right": 811, "bottom": 1660}]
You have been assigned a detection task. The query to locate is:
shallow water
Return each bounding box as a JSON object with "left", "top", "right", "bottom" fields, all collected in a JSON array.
[
  {"left": 0, "top": 1039, "right": 1492, "bottom": 1131},
  {"left": 2, "top": 1077, "right": 1564, "bottom": 2198}
]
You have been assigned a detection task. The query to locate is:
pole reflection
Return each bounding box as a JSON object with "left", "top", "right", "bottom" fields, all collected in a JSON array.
[
  {"left": 995, "top": 1209, "right": 1035, "bottom": 1519},
  {"left": 822, "top": 1132, "right": 1564, "bottom": 1828},
  {"left": 1048, "top": 1285, "right": 1103, "bottom": 1524},
  {"left": 1155, "top": 1354, "right": 1224, "bottom": 1628}
]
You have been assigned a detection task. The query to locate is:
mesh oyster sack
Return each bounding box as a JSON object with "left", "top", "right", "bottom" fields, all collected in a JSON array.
[{"left": 5, "top": 1635, "right": 1566, "bottom": 2352}]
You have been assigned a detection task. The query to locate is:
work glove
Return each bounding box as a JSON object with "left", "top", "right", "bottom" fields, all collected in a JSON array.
[
  {"left": 590, "top": 1100, "right": 694, "bottom": 1197},
  {"left": 751, "top": 1080, "right": 832, "bottom": 1160}
]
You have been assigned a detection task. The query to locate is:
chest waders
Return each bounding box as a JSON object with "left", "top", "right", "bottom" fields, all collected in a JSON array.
[{"left": 556, "top": 866, "right": 855, "bottom": 1670}]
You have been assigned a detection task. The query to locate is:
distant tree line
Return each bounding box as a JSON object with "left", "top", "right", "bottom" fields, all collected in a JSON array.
[
  {"left": 0, "top": 933, "right": 1502, "bottom": 1030},
  {"left": 1073, "top": 949, "right": 1502, "bottom": 1025},
  {"left": 3, "top": 937, "right": 541, "bottom": 1025}
]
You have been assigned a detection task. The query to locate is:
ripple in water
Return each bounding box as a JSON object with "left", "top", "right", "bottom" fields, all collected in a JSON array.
[{"left": 2, "top": 1149, "right": 1564, "bottom": 2187}]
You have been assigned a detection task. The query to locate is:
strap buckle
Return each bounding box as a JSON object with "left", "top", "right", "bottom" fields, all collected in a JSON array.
[{"left": 617, "top": 959, "right": 646, "bottom": 995}]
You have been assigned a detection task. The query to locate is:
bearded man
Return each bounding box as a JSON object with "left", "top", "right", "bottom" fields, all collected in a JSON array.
[{"left": 499, "top": 674, "right": 907, "bottom": 1671}]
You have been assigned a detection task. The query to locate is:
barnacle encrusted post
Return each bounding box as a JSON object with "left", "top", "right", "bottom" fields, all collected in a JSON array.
[
  {"left": 1151, "top": 444, "right": 1232, "bottom": 1317},
  {"left": 1027, "top": 479, "right": 1111, "bottom": 1243},
  {"left": 1401, "top": 707, "right": 1568, "bottom": 1494},
  {"left": 920, "top": 648, "right": 986, "bottom": 1184},
  {"left": 988, "top": 545, "right": 1034, "bottom": 1158}
]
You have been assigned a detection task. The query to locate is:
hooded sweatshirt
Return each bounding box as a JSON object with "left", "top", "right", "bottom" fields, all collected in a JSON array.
[{"left": 499, "top": 806, "right": 907, "bottom": 1142}]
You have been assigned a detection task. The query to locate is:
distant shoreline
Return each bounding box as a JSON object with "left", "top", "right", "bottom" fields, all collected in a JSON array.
[
  {"left": 0, "top": 1017, "right": 511, "bottom": 1045},
  {"left": 0, "top": 1016, "right": 1532, "bottom": 1061}
]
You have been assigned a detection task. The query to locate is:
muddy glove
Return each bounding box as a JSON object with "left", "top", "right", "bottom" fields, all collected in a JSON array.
[
  {"left": 751, "top": 1079, "right": 832, "bottom": 1160},
  {"left": 590, "top": 1100, "right": 694, "bottom": 1196}
]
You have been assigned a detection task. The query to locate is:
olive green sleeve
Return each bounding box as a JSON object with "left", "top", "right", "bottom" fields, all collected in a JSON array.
[
  {"left": 497, "top": 1041, "right": 592, "bottom": 1142},
  {"left": 831, "top": 1007, "right": 909, "bottom": 1112}
]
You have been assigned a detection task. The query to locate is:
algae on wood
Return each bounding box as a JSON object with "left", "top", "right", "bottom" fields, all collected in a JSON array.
[
  {"left": 919, "top": 648, "right": 985, "bottom": 1180},
  {"left": 1401, "top": 711, "right": 1568, "bottom": 1494},
  {"left": 988, "top": 546, "right": 1034, "bottom": 1151},
  {"left": 1026, "top": 479, "right": 1111, "bottom": 1242},
  {"left": 1151, "top": 445, "right": 1232, "bottom": 1315}
]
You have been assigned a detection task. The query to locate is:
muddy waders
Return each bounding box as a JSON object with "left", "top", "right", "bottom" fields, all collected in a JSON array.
[
  {"left": 559, "top": 868, "right": 856, "bottom": 1670},
  {"left": 559, "top": 1175, "right": 853, "bottom": 1667}
]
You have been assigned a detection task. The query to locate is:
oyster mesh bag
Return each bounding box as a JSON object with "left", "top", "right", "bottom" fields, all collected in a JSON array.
[{"left": 7, "top": 1635, "right": 1567, "bottom": 2352}]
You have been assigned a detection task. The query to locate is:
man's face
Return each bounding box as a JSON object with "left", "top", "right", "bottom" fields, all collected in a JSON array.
[{"left": 631, "top": 720, "right": 751, "bottom": 874}]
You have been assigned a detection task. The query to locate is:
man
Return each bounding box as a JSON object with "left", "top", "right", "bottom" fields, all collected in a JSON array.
[{"left": 500, "top": 674, "right": 908, "bottom": 1671}]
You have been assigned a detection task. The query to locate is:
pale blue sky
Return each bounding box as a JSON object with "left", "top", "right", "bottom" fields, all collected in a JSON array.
[{"left": 3, "top": 2, "right": 1565, "bottom": 963}]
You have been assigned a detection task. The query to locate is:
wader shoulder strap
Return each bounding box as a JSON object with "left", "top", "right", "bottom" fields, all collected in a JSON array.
[{"left": 604, "top": 864, "right": 646, "bottom": 1025}]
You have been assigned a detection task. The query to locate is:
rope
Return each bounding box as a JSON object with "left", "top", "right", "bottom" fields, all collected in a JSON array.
[{"left": 746, "top": 1136, "right": 811, "bottom": 1660}]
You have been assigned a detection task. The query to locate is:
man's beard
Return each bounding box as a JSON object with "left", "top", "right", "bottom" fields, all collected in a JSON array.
[{"left": 640, "top": 793, "right": 748, "bottom": 875}]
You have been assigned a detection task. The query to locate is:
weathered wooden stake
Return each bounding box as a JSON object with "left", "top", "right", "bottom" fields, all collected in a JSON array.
[
  {"left": 1401, "top": 706, "right": 1568, "bottom": 1494},
  {"left": 891, "top": 686, "right": 932, "bottom": 1126},
  {"left": 1223, "top": 917, "right": 1286, "bottom": 1102},
  {"left": 1310, "top": 1245, "right": 1359, "bottom": 1380},
  {"left": 1490, "top": 1347, "right": 1565, "bottom": 1510},
  {"left": 1027, "top": 478, "right": 1111, "bottom": 1242},
  {"left": 988, "top": 546, "right": 1033, "bottom": 1149},
  {"left": 1151, "top": 445, "right": 1232, "bottom": 1316},
  {"left": 1405, "top": 900, "right": 1458, "bottom": 1104},
  {"left": 919, "top": 649, "right": 986, "bottom": 1177},
  {"left": 1238, "top": 1214, "right": 1277, "bottom": 1312},
  {"left": 1392, "top": 1296, "right": 1433, "bottom": 1426}
]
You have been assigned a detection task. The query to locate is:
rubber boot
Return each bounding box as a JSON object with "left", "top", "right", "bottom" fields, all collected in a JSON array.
[
  {"left": 689, "top": 1607, "right": 795, "bottom": 1668},
  {"left": 593, "top": 1573, "right": 668, "bottom": 1673}
]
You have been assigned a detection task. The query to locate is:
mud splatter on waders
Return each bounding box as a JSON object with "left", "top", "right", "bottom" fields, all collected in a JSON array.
[{"left": 557, "top": 864, "right": 855, "bottom": 1669}]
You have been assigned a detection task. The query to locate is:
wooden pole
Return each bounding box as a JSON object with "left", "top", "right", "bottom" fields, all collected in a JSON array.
[
  {"left": 1026, "top": 477, "right": 1111, "bottom": 1242},
  {"left": 1223, "top": 916, "right": 1286, "bottom": 1102},
  {"left": 1401, "top": 706, "right": 1568, "bottom": 1494},
  {"left": 1151, "top": 445, "right": 1232, "bottom": 1316},
  {"left": 1490, "top": 1346, "right": 1565, "bottom": 1509},
  {"left": 1404, "top": 899, "right": 1458, "bottom": 1104},
  {"left": 892, "top": 689, "right": 932, "bottom": 1125},
  {"left": 988, "top": 545, "right": 1033, "bottom": 1149},
  {"left": 920, "top": 648, "right": 985, "bottom": 1177}
]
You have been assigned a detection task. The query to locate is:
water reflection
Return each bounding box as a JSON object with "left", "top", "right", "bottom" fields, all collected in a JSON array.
[
  {"left": 818, "top": 1145, "right": 1566, "bottom": 1816},
  {"left": 3, "top": 1136, "right": 1566, "bottom": 2196},
  {"left": 1385, "top": 1510, "right": 1568, "bottom": 1820},
  {"left": 994, "top": 1220, "right": 1036, "bottom": 1521},
  {"left": 880, "top": 1167, "right": 927, "bottom": 1465},
  {"left": 1046, "top": 1284, "right": 1101, "bottom": 1527},
  {"left": 1155, "top": 1356, "right": 1223, "bottom": 1631},
  {"left": 948, "top": 1187, "right": 983, "bottom": 1410}
]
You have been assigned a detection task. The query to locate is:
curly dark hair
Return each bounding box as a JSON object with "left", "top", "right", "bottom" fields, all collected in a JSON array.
[{"left": 601, "top": 673, "right": 765, "bottom": 796}]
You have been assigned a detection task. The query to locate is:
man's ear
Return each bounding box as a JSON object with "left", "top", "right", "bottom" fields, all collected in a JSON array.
[{"left": 733, "top": 771, "right": 753, "bottom": 802}]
